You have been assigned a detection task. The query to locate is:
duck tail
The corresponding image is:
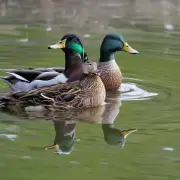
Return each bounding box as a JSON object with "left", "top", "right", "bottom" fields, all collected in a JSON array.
[
  {"left": 0, "top": 71, "right": 30, "bottom": 91},
  {"left": 4, "top": 72, "right": 29, "bottom": 82},
  {"left": 0, "top": 76, "right": 15, "bottom": 91}
]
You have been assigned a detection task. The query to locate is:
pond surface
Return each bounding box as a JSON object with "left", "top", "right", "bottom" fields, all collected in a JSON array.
[{"left": 0, "top": 1, "right": 180, "bottom": 180}]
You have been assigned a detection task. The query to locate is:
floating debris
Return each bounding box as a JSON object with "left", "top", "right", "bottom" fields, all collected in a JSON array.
[
  {"left": 164, "top": 24, "right": 174, "bottom": 30},
  {"left": 45, "top": 27, "right": 52, "bottom": 32},
  {"left": 162, "top": 147, "right": 174, "bottom": 151},
  {"left": 17, "top": 38, "right": 29, "bottom": 43},
  {"left": 21, "top": 156, "right": 32, "bottom": 159},
  {"left": 100, "top": 162, "right": 108, "bottom": 165},
  {"left": 70, "top": 161, "right": 80, "bottom": 164},
  {"left": 84, "top": 34, "right": 91, "bottom": 38}
]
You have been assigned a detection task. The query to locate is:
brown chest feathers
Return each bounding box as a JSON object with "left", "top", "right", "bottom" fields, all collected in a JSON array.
[{"left": 98, "top": 60, "right": 122, "bottom": 91}]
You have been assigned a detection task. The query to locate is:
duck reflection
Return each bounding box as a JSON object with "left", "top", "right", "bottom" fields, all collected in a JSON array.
[
  {"left": 1, "top": 96, "right": 137, "bottom": 155},
  {"left": 101, "top": 100, "right": 137, "bottom": 147},
  {"left": 102, "top": 124, "right": 137, "bottom": 147},
  {"left": 45, "top": 120, "right": 76, "bottom": 155},
  {"left": 43, "top": 99, "right": 136, "bottom": 154}
]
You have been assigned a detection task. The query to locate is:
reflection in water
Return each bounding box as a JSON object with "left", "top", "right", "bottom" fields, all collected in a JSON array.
[
  {"left": 0, "top": 133, "right": 17, "bottom": 141},
  {"left": 6, "top": 98, "right": 136, "bottom": 155},
  {"left": 45, "top": 120, "right": 76, "bottom": 155},
  {"left": 102, "top": 124, "right": 136, "bottom": 147},
  {"left": 1, "top": 95, "right": 137, "bottom": 155}
]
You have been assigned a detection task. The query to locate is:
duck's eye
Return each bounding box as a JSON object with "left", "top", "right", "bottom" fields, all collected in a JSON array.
[
  {"left": 72, "top": 38, "right": 78, "bottom": 43},
  {"left": 58, "top": 41, "right": 62, "bottom": 44}
]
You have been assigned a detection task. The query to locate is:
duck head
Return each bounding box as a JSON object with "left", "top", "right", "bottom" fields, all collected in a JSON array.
[
  {"left": 82, "top": 60, "right": 99, "bottom": 75},
  {"left": 48, "top": 34, "right": 88, "bottom": 81},
  {"left": 99, "top": 33, "right": 139, "bottom": 62},
  {"left": 44, "top": 121, "right": 76, "bottom": 155},
  {"left": 102, "top": 124, "right": 137, "bottom": 148},
  {"left": 48, "top": 34, "right": 88, "bottom": 63}
]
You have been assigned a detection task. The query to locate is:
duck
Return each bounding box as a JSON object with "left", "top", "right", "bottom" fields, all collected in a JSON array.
[
  {"left": 0, "top": 60, "right": 106, "bottom": 111},
  {"left": 39, "top": 33, "right": 139, "bottom": 91},
  {"left": 37, "top": 33, "right": 139, "bottom": 91},
  {"left": 98, "top": 33, "right": 139, "bottom": 91},
  {"left": 1, "top": 33, "right": 138, "bottom": 93},
  {"left": 0, "top": 34, "right": 88, "bottom": 93},
  {"left": 35, "top": 33, "right": 139, "bottom": 91}
]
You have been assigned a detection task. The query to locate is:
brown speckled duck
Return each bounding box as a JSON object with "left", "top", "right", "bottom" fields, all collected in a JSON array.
[{"left": 0, "top": 60, "right": 106, "bottom": 111}]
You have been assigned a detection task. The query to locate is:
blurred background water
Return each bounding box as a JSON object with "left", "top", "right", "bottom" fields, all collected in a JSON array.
[{"left": 0, "top": 0, "right": 180, "bottom": 180}]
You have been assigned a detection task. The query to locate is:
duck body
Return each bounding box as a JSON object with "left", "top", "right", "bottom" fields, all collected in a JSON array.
[
  {"left": 0, "top": 33, "right": 139, "bottom": 94},
  {"left": 98, "top": 60, "right": 122, "bottom": 91},
  {"left": 0, "top": 60, "right": 106, "bottom": 111},
  {"left": 97, "top": 33, "right": 139, "bottom": 91},
  {"left": 0, "top": 34, "right": 88, "bottom": 93}
]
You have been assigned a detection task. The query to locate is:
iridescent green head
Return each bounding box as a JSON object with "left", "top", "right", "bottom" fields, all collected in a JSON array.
[
  {"left": 48, "top": 34, "right": 88, "bottom": 62},
  {"left": 100, "top": 33, "right": 139, "bottom": 62}
]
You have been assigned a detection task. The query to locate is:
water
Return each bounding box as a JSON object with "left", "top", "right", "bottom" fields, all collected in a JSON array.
[{"left": 0, "top": 0, "right": 180, "bottom": 180}]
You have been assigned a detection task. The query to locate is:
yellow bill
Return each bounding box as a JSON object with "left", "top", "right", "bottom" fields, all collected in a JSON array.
[
  {"left": 122, "top": 42, "right": 139, "bottom": 54},
  {"left": 121, "top": 129, "right": 137, "bottom": 138},
  {"left": 44, "top": 144, "right": 60, "bottom": 152},
  {"left": 48, "top": 39, "right": 67, "bottom": 49}
]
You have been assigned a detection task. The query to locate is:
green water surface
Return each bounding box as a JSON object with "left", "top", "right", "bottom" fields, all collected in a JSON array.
[{"left": 0, "top": 3, "right": 180, "bottom": 180}]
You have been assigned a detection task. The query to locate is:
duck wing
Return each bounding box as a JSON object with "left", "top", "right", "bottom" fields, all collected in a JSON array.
[
  {"left": 1, "top": 81, "right": 81, "bottom": 110},
  {"left": 0, "top": 67, "right": 65, "bottom": 91}
]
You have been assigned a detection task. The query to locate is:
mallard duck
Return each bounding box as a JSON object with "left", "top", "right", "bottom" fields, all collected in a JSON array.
[
  {"left": 40, "top": 33, "right": 139, "bottom": 91},
  {"left": 37, "top": 33, "right": 139, "bottom": 91},
  {"left": 0, "top": 34, "right": 88, "bottom": 92},
  {"left": 0, "top": 60, "right": 106, "bottom": 111},
  {"left": 98, "top": 33, "right": 139, "bottom": 91}
]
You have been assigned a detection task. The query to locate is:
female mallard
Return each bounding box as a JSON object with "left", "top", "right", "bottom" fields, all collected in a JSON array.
[
  {"left": 1, "top": 34, "right": 88, "bottom": 92},
  {"left": 0, "top": 60, "right": 106, "bottom": 111}
]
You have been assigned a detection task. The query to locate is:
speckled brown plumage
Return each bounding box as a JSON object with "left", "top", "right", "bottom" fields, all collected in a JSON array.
[{"left": 0, "top": 62, "right": 106, "bottom": 111}]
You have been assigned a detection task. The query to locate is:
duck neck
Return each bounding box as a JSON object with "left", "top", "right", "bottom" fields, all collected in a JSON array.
[
  {"left": 99, "top": 51, "right": 115, "bottom": 62},
  {"left": 64, "top": 53, "right": 83, "bottom": 78},
  {"left": 64, "top": 53, "right": 73, "bottom": 71}
]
